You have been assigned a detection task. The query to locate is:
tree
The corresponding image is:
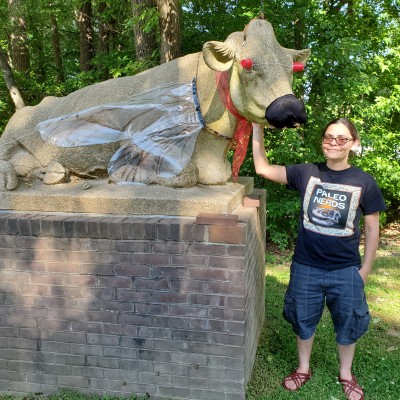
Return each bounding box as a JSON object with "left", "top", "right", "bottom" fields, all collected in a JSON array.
[
  {"left": 156, "top": 0, "right": 181, "bottom": 63},
  {"left": 131, "top": 0, "right": 158, "bottom": 61},
  {"left": 97, "top": 1, "right": 112, "bottom": 79},
  {"left": 76, "top": 0, "right": 94, "bottom": 72},
  {"left": 50, "top": 12, "right": 65, "bottom": 82},
  {"left": 0, "top": 0, "right": 399, "bottom": 246},
  {"left": 0, "top": 47, "right": 25, "bottom": 109},
  {"left": 7, "top": 0, "right": 30, "bottom": 72}
]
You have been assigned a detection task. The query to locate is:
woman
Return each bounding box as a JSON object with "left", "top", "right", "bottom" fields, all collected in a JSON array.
[{"left": 252, "top": 118, "right": 386, "bottom": 400}]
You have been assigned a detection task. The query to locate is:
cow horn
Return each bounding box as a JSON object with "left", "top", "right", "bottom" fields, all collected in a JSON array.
[{"left": 202, "top": 39, "right": 237, "bottom": 72}]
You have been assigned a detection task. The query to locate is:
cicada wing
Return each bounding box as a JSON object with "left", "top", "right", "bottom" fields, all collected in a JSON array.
[
  {"left": 37, "top": 103, "right": 164, "bottom": 147},
  {"left": 37, "top": 80, "right": 205, "bottom": 184},
  {"left": 37, "top": 82, "right": 199, "bottom": 148},
  {"left": 108, "top": 122, "right": 202, "bottom": 184}
]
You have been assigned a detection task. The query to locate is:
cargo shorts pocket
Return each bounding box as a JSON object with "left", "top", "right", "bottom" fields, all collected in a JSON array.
[
  {"left": 349, "top": 304, "right": 371, "bottom": 341},
  {"left": 283, "top": 293, "right": 297, "bottom": 326}
]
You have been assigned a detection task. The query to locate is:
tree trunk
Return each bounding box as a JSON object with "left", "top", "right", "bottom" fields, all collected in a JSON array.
[
  {"left": 131, "top": 0, "right": 157, "bottom": 61},
  {"left": 156, "top": 0, "right": 181, "bottom": 64},
  {"left": 50, "top": 13, "right": 65, "bottom": 83},
  {"left": 27, "top": 11, "right": 46, "bottom": 81},
  {"left": 293, "top": 1, "right": 306, "bottom": 50},
  {"left": 98, "top": 1, "right": 110, "bottom": 55},
  {"left": 97, "top": 1, "right": 111, "bottom": 79},
  {"left": 0, "top": 47, "right": 25, "bottom": 110},
  {"left": 76, "top": 1, "right": 94, "bottom": 72},
  {"left": 8, "top": 0, "right": 30, "bottom": 72}
]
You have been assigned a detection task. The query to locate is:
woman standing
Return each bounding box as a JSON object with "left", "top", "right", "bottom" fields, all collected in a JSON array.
[{"left": 252, "top": 118, "right": 386, "bottom": 400}]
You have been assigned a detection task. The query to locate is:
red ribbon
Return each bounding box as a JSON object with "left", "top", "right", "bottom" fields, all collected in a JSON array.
[{"left": 216, "top": 71, "right": 252, "bottom": 182}]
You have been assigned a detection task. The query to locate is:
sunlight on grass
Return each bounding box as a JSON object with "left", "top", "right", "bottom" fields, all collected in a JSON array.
[
  {"left": 364, "top": 234, "right": 400, "bottom": 326},
  {"left": 247, "top": 224, "right": 400, "bottom": 400}
]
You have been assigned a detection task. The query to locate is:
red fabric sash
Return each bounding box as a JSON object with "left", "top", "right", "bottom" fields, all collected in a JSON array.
[{"left": 216, "top": 71, "right": 252, "bottom": 182}]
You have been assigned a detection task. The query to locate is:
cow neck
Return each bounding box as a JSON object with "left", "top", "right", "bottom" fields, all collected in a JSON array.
[
  {"left": 194, "top": 53, "right": 233, "bottom": 140},
  {"left": 195, "top": 53, "right": 252, "bottom": 182},
  {"left": 215, "top": 71, "right": 252, "bottom": 182}
]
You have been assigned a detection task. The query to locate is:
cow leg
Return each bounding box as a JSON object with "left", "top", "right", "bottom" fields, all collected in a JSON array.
[
  {"left": 10, "top": 150, "right": 42, "bottom": 177},
  {"left": 0, "top": 136, "right": 25, "bottom": 190},
  {"left": 191, "top": 131, "right": 232, "bottom": 185},
  {"left": 0, "top": 160, "right": 18, "bottom": 191},
  {"left": 0, "top": 150, "right": 43, "bottom": 191},
  {"left": 153, "top": 159, "right": 199, "bottom": 188}
]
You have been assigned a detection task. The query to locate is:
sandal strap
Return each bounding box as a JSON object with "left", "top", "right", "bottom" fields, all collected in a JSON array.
[
  {"left": 339, "top": 374, "right": 364, "bottom": 400},
  {"left": 283, "top": 370, "right": 311, "bottom": 391}
]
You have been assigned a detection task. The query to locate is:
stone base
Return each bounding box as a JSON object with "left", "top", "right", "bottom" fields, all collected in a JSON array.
[
  {"left": 0, "top": 187, "right": 266, "bottom": 400},
  {"left": 0, "top": 177, "right": 253, "bottom": 216}
]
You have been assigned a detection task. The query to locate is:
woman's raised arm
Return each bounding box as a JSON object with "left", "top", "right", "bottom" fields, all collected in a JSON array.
[{"left": 252, "top": 123, "right": 288, "bottom": 184}]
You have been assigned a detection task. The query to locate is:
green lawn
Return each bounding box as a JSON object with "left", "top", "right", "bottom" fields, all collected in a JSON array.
[{"left": 246, "top": 223, "right": 400, "bottom": 400}]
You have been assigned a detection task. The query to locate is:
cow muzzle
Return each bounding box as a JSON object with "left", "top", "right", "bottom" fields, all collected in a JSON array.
[{"left": 265, "top": 94, "right": 307, "bottom": 129}]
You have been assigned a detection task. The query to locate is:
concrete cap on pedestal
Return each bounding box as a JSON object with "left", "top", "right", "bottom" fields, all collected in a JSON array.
[{"left": 0, "top": 177, "right": 254, "bottom": 217}]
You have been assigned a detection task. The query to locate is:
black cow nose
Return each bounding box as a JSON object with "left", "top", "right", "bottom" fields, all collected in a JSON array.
[{"left": 265, "top": 94, "right": 307, "bottom": 128}]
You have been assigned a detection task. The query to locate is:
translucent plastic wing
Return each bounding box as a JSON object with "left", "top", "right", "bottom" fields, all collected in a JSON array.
[{"left": 37, "top": 80, "right": 205, "bottom": 184}]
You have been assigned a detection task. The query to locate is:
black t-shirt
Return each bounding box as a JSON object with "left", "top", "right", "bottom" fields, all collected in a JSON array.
[{"left": 286, "top": 162, "right": 387, "bottom": 269}]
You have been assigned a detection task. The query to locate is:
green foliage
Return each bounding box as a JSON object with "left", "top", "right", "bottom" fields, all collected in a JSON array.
[
  {"left": 0, "top": 98, "right": 10, "bottom": 133},
  {"left": 128, "top": 4, "right": 158, "bottom": 34},
  {"left": 181, "top": 0, "right": 261, "bottom": 54},
  {"left": 0, "top": 0, "right": 399, "bottom": 248},
  {"left": 242, "top": 0, "right": 400, "bottom": 246},
  {"left": 239, "top": 120, "right": 321, "bottom": 249}
]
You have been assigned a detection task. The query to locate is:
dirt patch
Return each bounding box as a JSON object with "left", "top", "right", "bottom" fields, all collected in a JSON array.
[{"left": 381, "top": 221, "right": 400, "bottom": 244}]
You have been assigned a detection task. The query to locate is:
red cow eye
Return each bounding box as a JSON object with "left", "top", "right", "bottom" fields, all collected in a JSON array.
[
  {"left": 240, "top": 59, "right": 253, "bottom": 69},
  {"left": 293, "top": 62, "right": 305, "bottom": 72}
]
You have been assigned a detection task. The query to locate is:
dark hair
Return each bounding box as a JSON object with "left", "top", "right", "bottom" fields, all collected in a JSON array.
[{"left": 321, "top": 118, "right": 360, "bottom": 141}]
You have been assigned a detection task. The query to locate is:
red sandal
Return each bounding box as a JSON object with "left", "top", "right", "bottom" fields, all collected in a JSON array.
[
  {"left": 282, "top": 369, "right": 312, "bottom": 391},
  {"left": 339, "top": 374, "right": 364, "bottom": 400}
]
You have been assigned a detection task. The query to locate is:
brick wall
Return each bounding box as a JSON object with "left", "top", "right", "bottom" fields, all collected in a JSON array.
[{"left": 0, "top": 189, "right": 266, "bottom": 400}]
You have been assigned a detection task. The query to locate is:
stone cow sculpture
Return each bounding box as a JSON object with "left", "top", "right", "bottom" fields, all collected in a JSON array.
[{"left": 0, "top": 17, "right": 310, "bottom": 190}]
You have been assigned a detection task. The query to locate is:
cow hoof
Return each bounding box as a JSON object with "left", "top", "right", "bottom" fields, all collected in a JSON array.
[
  {"left": 0, "top": 160, "right": 19, "bottom": 191},
  {"left": 43, "top": 162, "right": 68, "bottom": 185}
]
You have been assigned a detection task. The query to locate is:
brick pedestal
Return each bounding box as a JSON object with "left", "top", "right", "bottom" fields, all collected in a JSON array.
[{"left": 0, "top": 189, "right": 266, "bottom": 400}]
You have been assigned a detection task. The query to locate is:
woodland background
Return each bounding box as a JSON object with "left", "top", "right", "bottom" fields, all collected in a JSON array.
[{"left": 0, "top": 0, "right": 399, "bottom": 248}]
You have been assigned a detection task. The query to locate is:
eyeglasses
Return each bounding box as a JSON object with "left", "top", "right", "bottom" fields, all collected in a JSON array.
[{"left": 323, "top": 135, "right": 354, "bottom": 146}]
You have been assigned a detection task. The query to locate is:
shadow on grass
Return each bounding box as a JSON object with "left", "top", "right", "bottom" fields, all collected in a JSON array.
[
  {"left": 246, "top": 267, "right": 400, "bottom": 400},
  {"left": 0, "top": 390, "right": 147, "bottom": 400}
]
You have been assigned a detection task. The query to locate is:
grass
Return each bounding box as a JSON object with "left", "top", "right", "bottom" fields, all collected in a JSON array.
[
  {"left": 246, "top": 222, "right": 400, "bottom": 400},
  {"left": 0, "top": 392, "right": 146, "bottom": 400}
]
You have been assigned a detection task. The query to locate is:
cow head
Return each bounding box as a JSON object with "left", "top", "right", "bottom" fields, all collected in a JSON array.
[{"left": 202, "top": 18, "right": 310, "bottom": 128}]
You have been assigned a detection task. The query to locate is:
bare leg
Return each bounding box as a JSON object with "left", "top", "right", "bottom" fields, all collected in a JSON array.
[
  {"left": 283, "top": 334, "right": 314, "bottom": 390},
  {"left": 338, "top": 343, "right": 356, "bottom": 380},
  {"left": 297, "top": 334, "right": 314, "bottom": 372},
  {"left": 338, "top": 343, "right": 363, "bottom": 400}
]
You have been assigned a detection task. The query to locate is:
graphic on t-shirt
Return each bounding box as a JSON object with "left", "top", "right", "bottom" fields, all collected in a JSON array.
[
  {"left": 311, "top": 206, "right": 341, "bottom": 226},
  {"left": 303, "top": 177, "right": 361, "bottom": 236}
]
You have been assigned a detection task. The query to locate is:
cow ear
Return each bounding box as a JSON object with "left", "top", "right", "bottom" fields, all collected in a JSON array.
[
  {"left": 202, "top": 40, "right": 237, "bottom": 71},
  {"left": 287, "top": 48, "right": 311, "bottom": 64}
]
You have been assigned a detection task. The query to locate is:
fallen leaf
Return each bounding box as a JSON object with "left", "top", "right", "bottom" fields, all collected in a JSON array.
[
  {"left": 387, "top": 329, "right": 400, "bottom": 338},
  {"left": 385, "top": 346, "right": 398, "bottom": 352}
]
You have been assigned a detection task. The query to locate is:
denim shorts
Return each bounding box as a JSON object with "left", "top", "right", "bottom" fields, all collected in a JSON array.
[{"left": 283, "top": 261, "right": 370, "bottom": 345}]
